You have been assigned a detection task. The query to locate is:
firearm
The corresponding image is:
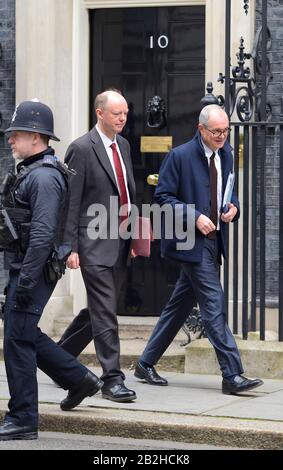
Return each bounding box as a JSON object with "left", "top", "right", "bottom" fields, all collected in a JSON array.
[
  {"left": 0, "top": 173, "right": 19, "bottom": 250},
  {"left": 0, "top": 299, "right": 4, "bottom": 321}
]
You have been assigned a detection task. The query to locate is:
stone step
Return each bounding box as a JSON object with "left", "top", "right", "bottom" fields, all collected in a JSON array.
[
  {"left": 118, "top": 316, "right": 187, "bottom": 341},
  {"left": 52, "top": 315, "right": 76, "bottom": 337},
  {"left": 0, "top": 335, "right": 186, "bottom": 373},
  {"left": 53, "top": 314, "right": 187, "bottom": 342},
  {"left": 2, "top": 319, "right": 283, "bottom": 378},
  {"left": 73, "top": 338, "right": 186, "bottom": 373},
  {"left": 0, "top": 315, "right": 188, "bottom": 373},
  {"left": 185, "top": 335, "right": 283, "bottom": 379},
  {"left": 51, "top": 315, "right": 188, "bottom": 373}
]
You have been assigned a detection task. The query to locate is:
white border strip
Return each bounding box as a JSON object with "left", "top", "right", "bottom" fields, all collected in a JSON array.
[{"left": 84, "top": 0, "right": 205, "bottom": 8}]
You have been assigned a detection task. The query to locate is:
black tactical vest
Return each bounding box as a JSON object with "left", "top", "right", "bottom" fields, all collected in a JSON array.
[{"left": 0, "top": 155, "right": 70, "bottom": 253}]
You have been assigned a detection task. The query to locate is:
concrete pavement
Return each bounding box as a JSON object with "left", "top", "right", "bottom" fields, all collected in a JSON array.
[
  {"left": 0, "top": 431, "right": 243, "bottom": 450},
  {"left": 0, "top": 362, "right": 283, "bottom": 449}
]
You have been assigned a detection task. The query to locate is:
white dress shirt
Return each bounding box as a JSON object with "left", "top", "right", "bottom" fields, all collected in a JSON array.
[
  {"left": 96, "top": 124, "right": 131, "bottom": 214},
  {"left": 202, "top": 139, "right": 222, "bottom": 230}
]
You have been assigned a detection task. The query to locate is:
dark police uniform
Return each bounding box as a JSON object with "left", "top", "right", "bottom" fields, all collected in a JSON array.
[
  {"left": 2, "top": 148, "right": 89, "bottom": 429},
  {"left": 0, "top": 100, "right": 102, "bottom": 440}
]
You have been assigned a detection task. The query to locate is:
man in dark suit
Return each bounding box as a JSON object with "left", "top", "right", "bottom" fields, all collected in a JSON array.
[
  {"left": 62, "top": 90, "right": 136, "bottom": 402},
  {"left": 134, "top": 104, "right": 263, "bottom": 395}
]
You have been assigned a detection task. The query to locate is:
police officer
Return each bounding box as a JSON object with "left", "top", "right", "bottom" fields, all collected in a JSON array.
[{"left": 0, "top": 100, "right": 103, "bottom": 441}]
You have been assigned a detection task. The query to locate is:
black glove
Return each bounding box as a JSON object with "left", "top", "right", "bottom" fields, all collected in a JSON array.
[{"left": 15, "top": 286, "right": 33, "bottom": 308}]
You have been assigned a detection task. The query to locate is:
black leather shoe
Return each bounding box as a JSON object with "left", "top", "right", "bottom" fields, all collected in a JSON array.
[
  {"left": 222, "top": 375, "right": 264, "bottom": 395},
  {"left": 60, "top": 371, "right": 103, "bottom": 411},
  {"left": 134, "top": 362, "right": 168, "bottom": 386},
  {"left": 0, "top": 422, "right": 38, "bottom": 440},
  {"left": 102, "top": 384, "right": 137, "bottom": 402}
]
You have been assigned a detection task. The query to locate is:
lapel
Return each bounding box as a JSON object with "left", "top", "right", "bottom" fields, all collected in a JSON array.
[
  {"left": 196, "top": 132, "right": 211, "bottom": 176},
  {"left": 90, "top": 127, "right": 118, "bottom": 190},
  {"left": 116, "top": 134, "right": 135, "bottom": 200},
  {"left": 90, "top": 127, "right": 135, "bottom": 200}
]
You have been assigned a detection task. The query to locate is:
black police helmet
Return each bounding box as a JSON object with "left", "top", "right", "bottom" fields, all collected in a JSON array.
[{"left": 5, "top": 99, "right": 60, "bottom": 141}]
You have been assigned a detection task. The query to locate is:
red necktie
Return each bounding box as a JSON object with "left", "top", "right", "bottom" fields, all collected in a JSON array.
[
  {"left": 207, "top": 152, "right": 217, "bottom": 240},
  {"left": 110, "top": 143, "right": 129, "bottom": 220}
]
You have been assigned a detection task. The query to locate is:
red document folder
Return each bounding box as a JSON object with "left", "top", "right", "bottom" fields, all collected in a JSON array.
[{"left": 131, "top": 216, "right": 153, "bottom": 258}]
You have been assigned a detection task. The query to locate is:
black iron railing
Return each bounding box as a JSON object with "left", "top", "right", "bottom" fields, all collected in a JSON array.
[
  {"left": 201, "top": 0, "right": 283, "bottom": 341},
  {"left": 228, "top": 119, "right": 283, "bottom": 341}
]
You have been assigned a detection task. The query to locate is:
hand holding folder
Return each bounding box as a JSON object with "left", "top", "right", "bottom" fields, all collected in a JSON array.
[
  {"left": 131, "top": 216, "right": 153, "bottom": 258},
  {"left": 222, "top": 172, "right": 235, "bottom": 214}
]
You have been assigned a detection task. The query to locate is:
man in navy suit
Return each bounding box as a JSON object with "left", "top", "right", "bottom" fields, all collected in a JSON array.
[{"left": 135, "top": 104, "right": 263, "bottom": 395}]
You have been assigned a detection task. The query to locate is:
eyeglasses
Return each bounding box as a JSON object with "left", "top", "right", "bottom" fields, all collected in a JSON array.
[{"left": 203, "top": 125, "right": 231, "bottom": 137}]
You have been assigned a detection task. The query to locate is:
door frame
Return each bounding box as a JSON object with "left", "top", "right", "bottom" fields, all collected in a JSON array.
[
  {"left": 70, "top": 0, "right": 254, "bottom": 313},
  {"left": 73, "top": 0, "right": 211, "bottom": 139},
  {"left": 84, "top": 0, "right": 204, "bottom": 6},
  {"left": 76, "top": 0, "right": 254, "bottom": 138}
]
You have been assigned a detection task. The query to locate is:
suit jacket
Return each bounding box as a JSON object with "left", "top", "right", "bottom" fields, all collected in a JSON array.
[
  {"left": 64, "top": 127, "right": 136, "bottom": 267},
  {"left": 154, "top": 131, "right": 240, "bottom": 263}
]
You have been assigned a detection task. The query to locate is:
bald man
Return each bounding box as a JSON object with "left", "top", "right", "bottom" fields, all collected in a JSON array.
[{"left": 62, "top": 90, "right": 136, "bottom": 402}]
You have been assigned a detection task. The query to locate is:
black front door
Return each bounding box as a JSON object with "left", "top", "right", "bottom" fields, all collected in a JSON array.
[{"left": 90, "top": 6, "right": 205, "bottom": 315}]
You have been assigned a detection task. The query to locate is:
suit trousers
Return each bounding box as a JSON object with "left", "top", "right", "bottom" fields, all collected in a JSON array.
[
  {"left": 141, "top": 237, "right": 244, "bottom": 378},
  {"left": 58, "top": 307, "right": 93, "bottom": 356},
  {"left": 3, "top": 270, "right": 88, "bottom": 428},
  {"left": 80, "top": 240, "right": 128, "bottom": 387}
]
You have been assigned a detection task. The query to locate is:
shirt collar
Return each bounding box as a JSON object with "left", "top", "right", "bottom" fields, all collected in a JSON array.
[
  {"left": 201, "top": 139, "right": 220, "bottom": 160},
  {"left": 96, "top": 124, "right": 117, "bottom": 148}
]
